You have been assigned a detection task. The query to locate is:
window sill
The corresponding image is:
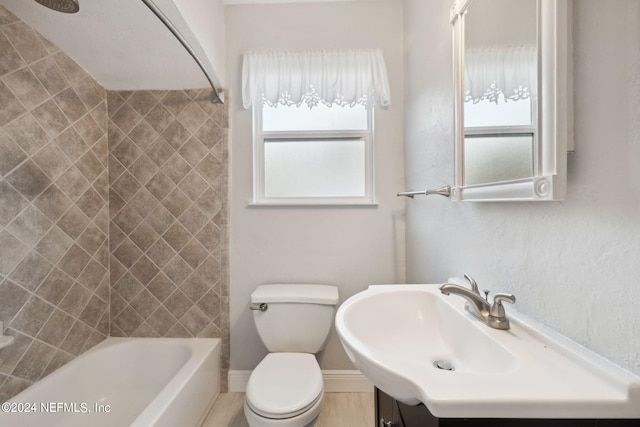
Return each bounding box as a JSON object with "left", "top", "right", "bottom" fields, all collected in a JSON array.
[{"left": 248, "top": 201, "right": 379, "bottom": 208}]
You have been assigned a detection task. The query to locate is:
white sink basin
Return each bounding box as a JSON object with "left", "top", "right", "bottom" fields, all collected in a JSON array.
[{"left": 335, "top": 284, "right": 640, "bottom": 419}]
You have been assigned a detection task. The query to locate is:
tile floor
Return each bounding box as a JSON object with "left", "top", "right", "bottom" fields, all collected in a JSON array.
[{"left": 202, "top": 392, "right": 374, "bottom": 427}]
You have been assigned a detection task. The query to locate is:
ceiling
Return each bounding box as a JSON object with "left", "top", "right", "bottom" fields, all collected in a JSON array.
[{"left": 1, "top": 0, "right": 370, "bottom": 91}]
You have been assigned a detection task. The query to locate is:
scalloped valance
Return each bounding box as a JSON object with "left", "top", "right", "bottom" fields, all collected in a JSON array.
[
  {"left": 242, "top": 49, "right": 391, "bottom": 109},
  {"left": 465, "top": 45, "right": 537, "bottom": 103}
]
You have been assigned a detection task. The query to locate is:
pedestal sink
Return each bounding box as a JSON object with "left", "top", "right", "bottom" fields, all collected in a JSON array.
[{"left": 335, "top": 284, "right": 640, "bottom": 419}]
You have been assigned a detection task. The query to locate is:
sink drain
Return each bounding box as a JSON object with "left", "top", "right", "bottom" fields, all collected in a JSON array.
[{"left": 433, "top": 360, "right": 455, "bottom": 371}]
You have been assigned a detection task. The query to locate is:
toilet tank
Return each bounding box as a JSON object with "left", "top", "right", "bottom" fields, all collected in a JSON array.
[{"left": 251, "top": 284, "right": 339, "bottom": 353}]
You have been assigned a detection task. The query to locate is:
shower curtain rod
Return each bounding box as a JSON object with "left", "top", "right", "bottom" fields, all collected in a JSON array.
[{"left": 141, "top": 0, "right": 224, "bottom": 104}]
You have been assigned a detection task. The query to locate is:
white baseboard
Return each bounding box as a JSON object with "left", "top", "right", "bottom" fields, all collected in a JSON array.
[
  {"left": 228, "top": 369, "right": 373, "bottom": 393},
  {"left": 228, "top": 370, "right": 251, "bottom": 392},
  {"left": 321, "top": 370, "right": 374, "bottom": 392}
]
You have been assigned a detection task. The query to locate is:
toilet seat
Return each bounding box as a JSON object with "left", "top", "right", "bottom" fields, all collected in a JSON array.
[{"left": 246, "top": 353, "right": 323, "bottom": 419}]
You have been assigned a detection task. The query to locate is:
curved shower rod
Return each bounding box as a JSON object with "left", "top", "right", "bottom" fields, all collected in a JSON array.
[{"left": 141, "top": 0, "right": 224, "bottom": 104}]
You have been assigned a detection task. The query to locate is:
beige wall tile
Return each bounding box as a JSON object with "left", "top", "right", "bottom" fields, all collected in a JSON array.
[
  {"left": 0, "top": 6, "right": 109, "bottom": 401},
  {"left": 0, "top": 4, "right": 229, "bottom": 402},
  {"left": 107, "top": 88, "right": 229, "bottom": 355}
]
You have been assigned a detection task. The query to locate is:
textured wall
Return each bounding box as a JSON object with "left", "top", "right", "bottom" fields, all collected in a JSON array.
[
  {"left": 403, "top": 0, "right": 640, "bottom": 375},
  {"left": 107, "top": 89, "right": 229, "bottom": 380},
  {"left": 0, "top": 5, "right": 109, "bottom": 401}
]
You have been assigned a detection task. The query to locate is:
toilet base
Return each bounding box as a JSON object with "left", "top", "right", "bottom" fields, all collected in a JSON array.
[{"left": 243, "top": 393, "right": 324, "bottom": 427}]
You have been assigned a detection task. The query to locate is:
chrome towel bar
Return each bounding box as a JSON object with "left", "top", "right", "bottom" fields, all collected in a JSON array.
[{"left": 397, "top": 185, "right": 451, "bottom": 199}]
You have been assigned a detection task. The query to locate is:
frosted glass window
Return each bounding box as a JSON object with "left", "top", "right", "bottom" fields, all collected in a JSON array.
[
  {"left": 464, "top": 134, "right": 534, "bottom": 186},
  {"left": 463, "top": 91, "right": 536, "bottom": 187},
  {"left": 253, "top": 103, "right": 374, "bottom": 205},
  {"left": 264, "top": 139, "right": 366, "bottom": 198}
]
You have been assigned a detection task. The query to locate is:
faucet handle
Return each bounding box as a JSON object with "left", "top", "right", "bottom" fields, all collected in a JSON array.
[
  {"left": 463, "top": 274, "right": 480, "bottom": 295},
  {"left": 490, "top": 293, "right": 516, "bottom": 318}
]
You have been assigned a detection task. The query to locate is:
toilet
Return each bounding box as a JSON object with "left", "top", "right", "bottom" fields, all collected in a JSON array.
[{"left": 244, "top": 284, "right": 339, "bottom": 427}]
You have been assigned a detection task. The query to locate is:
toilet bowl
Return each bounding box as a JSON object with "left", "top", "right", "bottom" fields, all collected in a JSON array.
[
  {"left": 243, "top": 284, "right": 339, "bottom": 427},
  {"left": 244, "top": 353, "right": 324, "bottom": 426}
]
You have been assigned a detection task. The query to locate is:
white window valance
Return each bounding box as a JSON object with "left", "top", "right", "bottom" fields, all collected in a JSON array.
[
  {"left": 465, "top": 45, "right": 537, "bottom": 103},
  {"left": 242, "top": 49, "right": 391, "bottom": 109}
]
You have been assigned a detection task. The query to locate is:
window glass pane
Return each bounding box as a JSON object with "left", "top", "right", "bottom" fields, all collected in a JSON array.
[
  {"left": 464, "top": 93, "right": 533, "bottom": 127},
  {"left": 263, "top": 103, "right": 367, "bottom": 131},
  {"left": 264, "top": 138, "right": 366, "bottom": 198},
  {"left": 464, "top": 134, "right": 534, "bottom": 185}
]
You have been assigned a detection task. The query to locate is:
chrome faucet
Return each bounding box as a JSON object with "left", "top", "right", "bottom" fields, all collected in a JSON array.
[{"left": 438, "top": 274, "right": 516, "bottom": 330}]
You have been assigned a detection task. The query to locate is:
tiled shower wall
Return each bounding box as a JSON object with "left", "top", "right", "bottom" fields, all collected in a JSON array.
[
  {"left": 0, "top": 5, "right": 230, "bottom": 401},
  {"left": 0, "top": 6, "right": 109, "bottom": 401},
  {"left": 107, "top": 89, "right": 229, "bottom": 346}
]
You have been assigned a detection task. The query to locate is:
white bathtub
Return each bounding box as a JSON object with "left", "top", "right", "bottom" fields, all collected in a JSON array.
[{"left": 0, "top": 337, "right": 220, "bottom": 427}]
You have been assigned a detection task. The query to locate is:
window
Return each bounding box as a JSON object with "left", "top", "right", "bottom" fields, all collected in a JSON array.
[
  {"left": 462, "top": 45, "right": 538, "bottom": 186},
  {"left": 242, "top": 49, "right": 390, "bottom": 205},
  {"left": 253, "top": 102, "right": 374, "bottom": 205},
  {"left": 463, "top": 91, "right": 537, "bottom": 186}
]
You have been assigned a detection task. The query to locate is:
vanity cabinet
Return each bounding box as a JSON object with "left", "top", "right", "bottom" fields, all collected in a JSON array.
[
  {"left": 376, "top": 387, "right": 434, "bottom": 427},
  {"left": 375, "top": 388, "right": 638, "bottom": 427}
]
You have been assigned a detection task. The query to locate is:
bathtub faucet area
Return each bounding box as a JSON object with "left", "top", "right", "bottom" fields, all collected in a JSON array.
[
  {"left": 0, "top": 322, "right": 15, "bottom": 350},
  {"left": 439, "top": 274, "right": 516, "bottom": 330}
]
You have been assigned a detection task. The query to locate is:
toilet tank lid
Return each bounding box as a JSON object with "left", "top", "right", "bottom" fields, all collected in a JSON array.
[{"left": 251, "top": 284, "right": 339, "bottom": 305}]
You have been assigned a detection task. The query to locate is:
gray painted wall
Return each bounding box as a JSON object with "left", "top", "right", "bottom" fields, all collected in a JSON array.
[{"left": 226, "top": 0, "right": 405, "bottom": 372}]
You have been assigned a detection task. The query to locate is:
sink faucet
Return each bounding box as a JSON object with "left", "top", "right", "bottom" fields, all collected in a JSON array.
[{"left": 438, "top": 274, "right": 516, "bottom": 330}]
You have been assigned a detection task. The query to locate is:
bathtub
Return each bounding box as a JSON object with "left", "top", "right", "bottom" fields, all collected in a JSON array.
[{"left": 0, "top": 337, "right": 220, "bottom": 427}]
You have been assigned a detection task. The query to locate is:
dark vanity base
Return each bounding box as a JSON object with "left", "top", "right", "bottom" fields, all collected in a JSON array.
[{"left": 375, "top": 388, "right": 639, "bottom": 427}]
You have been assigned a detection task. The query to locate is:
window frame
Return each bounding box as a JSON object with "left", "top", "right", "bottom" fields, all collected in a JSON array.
[
  {"left": 463, "top": 94, "right": 539, "bottom": 186},
  {"left": 251, "top": 103, "right": 377, "bottom": 206}
]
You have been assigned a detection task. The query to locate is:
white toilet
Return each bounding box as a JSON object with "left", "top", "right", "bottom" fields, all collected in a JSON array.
[{"left": 244, "top": 284, "right": 339, "bottom": 427}]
